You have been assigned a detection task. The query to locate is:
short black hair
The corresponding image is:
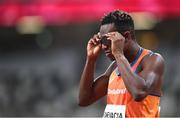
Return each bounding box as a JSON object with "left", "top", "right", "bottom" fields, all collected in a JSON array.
[{"left": 101, "top": 10, "right": 134, "bottom": 34}]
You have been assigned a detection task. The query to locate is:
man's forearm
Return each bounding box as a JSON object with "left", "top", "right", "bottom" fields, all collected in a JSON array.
[
  {"left": 79, "top": 58, "right": 96, "bottom": 103},
  {"left": 114, "top": 53, "right": 147, "bottom": 97}
]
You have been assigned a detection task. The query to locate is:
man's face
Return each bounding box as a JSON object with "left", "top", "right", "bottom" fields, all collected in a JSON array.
[{"left": 99, "top": 23, "right": 117, "bottom": 60}]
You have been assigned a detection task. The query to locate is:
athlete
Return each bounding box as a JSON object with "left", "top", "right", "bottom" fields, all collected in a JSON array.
[{"left": 79, "top": 10, "right": 165, "bottom": 117}]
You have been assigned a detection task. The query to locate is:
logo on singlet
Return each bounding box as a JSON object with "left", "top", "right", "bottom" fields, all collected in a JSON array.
[{"left": 108, "top": 88, "right": 126, "bottom": 95}]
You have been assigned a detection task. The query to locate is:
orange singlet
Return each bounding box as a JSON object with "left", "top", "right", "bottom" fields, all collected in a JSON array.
[{"left": 103, "top": 48, "right": 161, "bottom": 118}]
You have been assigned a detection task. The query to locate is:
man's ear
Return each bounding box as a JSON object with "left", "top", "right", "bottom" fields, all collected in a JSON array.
[{"left": 123, "top": 31, "right": 131, "bottom": 43}]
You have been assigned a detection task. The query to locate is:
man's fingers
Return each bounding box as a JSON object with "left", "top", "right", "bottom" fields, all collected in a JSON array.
[
  {"left": 91, "top": 38, "right": 97, "bottom": 45},
  {"left": 97, "top": 32, "right": 101, "bottom": 39},
  {"left": 105, "top": 32, "right": 116, "bottom": 36},
  {"left": 93, "top": 34, "right": 101, "bottom": 41},
  {"left": 88, "top": 39, "right": 94, "bottom": 45},
  {"left": 90, "top": 37, "right": 100, "bottom": 45},
  {"left": 95, "top": 36, "right": 101, "bottom": 43},
  {"left": 104, "top": 32, "right": 124, "bottom": 41},
  {"left": 102, "top": 34, "right": 112, "bottom": 41},
  {"left": 105, "top": 32, "right": 123, "bottom": 37},
  {"left": 103, "top": 33, "right": 114, "bottom": 40},
  {"left": 95, "top": 34, "right": 101, "bottom": 42},
  {"left": 106, "top": 37, "right": 111, "bottom": 40}
]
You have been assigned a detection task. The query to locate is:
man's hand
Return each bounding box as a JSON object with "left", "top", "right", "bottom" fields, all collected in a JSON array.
[
  {"left": 87, "top": 34, "right": 101, "bottom": 61},
  {"left": 105, "top": 32, "right": 125, "bottom": 56}
]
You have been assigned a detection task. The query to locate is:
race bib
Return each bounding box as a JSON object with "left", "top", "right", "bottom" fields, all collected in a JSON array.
[{"left": 103, "top": 104, "right": 126, "bottom": 118}]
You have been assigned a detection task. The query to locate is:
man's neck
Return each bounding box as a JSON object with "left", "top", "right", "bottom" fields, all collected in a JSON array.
[{"left": 124, "top": 42, "right": 141, "bottom": 64}]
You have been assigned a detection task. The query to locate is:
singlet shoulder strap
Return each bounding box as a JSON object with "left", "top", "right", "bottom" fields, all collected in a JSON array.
[
  {"left": 131, "top": 48, "right": 152, "bottom": 72},
  {"left": 115, "top": 48, "right": 152, "bottom": 76}
]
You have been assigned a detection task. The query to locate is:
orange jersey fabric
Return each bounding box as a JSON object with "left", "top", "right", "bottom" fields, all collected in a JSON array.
[{"left": 107, "top": 48, "right": 160, "bottom": 117}]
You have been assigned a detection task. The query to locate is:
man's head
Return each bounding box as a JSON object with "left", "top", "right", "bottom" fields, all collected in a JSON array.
[{"left": 99, "top": 10, "right": 136, "bottom": 60}]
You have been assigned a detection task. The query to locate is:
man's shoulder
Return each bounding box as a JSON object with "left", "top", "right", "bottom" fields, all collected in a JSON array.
[
  {"left": 141, "top": 50, "right": 165, "bottom": 71},
  {"left": 104, "top": 61, "right": 117, "bottom": 77},
  {"left": 144, "top": 51, "right": 164, "bottom": 63},
  {"left": 109, "top": 61, "right": 117, "bottom": 72}
]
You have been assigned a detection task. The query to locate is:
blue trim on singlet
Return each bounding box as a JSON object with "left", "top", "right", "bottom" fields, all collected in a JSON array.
[
  {"left": 116, "top": 48, "right": 144, "bottom": 76},
  {"left": 116, "top": 68, "right": 121, "bottom": 76},
  {"left": 134, "top": 50, "right": 153, "bottom": 73},
  {"left": 131, "top": 48, "right": 144, "bottom": 67}
]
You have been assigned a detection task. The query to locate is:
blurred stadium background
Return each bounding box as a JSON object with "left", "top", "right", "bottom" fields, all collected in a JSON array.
[{"left": 0, "top": 0, "right": 180, "bottom": 117}]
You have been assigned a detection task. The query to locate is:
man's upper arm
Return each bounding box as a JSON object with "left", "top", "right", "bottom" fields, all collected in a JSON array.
[
  {"left": 89, "top": 61, "right": 116, "bottom": 104},
  {"left": 138, "top": 53, "right": 165, "bottom": 93}
]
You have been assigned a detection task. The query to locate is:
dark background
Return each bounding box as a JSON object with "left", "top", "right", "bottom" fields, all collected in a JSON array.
[{"left": 0, "top": 0, "right": 180, "bottom": 117}]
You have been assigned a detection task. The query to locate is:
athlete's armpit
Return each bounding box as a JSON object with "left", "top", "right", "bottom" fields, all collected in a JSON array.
[{"left": 79, "top": 61, "right": 116, "bottom": 106}]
